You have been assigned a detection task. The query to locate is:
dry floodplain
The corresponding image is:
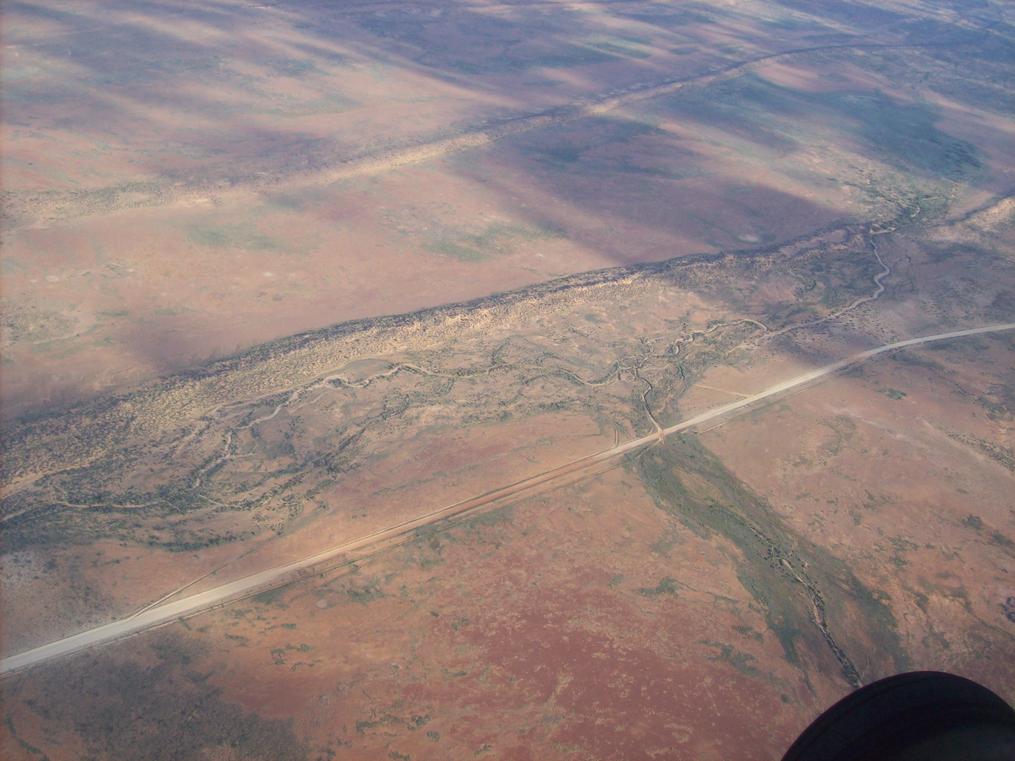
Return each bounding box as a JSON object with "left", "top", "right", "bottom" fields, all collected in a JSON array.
[{"left": 2, "top": 1, "right": 1015, "bottom": 760}]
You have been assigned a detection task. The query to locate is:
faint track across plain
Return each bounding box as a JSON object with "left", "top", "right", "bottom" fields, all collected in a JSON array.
[{"left": 5, "top": 38, "right": 970, "bottom": 228}]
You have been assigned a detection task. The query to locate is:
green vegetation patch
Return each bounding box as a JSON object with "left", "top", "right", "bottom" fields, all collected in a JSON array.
[
  {"left": 25, "top": 634, "right": 307, "bottom": 761},
  {"left": 631, "top": 436, "right": 908, "bottom": 683},
  {"left": 962, "top": 515, "right": 984, "bottom": 531},
  {"left": 459, "top": 504, "right": 515, "bottom": 531},
  {"left": 700, "top": 639, "right": 763, "bottom": 678},
  {"left": 880, "top": 388, "right": 907, "bottom": 400},
  {"left": 410, "top": 525, "right": 446, "bottom": 569},
  {"left": 254, "top": 586, "right": 290, "bottom": 608},
  {"left": 525, "top": 115, "right": 672, "bottom": 174},
  {"left": 991, "top": 532, "right": 1015, "bottom": 551},
  {"left": 425, "top": 222, "right": 561, "bottom": 262},
  {"left": 187, "top": 221, "right": 280, "bottom": 251},
  {"left": 638, "top": 576, "right": 678, "bottom": 597},
  {"left": 346, "top": 579, "right": 385, "bottom": 604}
]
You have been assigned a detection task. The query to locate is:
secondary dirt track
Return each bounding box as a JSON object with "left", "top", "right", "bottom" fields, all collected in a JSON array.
[
  {"left": 3, "top": 321, "right": 1013, "bottom": 676},
  {"left": 3, "top": 39, "right": 965, "bottom": 230}
]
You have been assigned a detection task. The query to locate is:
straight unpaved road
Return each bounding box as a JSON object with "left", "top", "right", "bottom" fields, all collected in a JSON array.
[{"left": 3, "top": 323, "right": 1013, "bottom": 675}]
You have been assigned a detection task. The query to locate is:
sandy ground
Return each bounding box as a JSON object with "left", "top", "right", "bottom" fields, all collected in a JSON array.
[{"left": 2, "top": 1, "right": 1014, "bottom": 760}]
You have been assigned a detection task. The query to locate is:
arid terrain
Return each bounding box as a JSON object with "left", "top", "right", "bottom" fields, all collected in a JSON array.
[{"left": 2, "top": 1, "right": 1014, "bottom": 760}]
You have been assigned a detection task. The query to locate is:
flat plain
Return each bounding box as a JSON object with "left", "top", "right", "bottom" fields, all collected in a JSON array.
[{"left": 2, "top": 1, "right": 1014, "bottom": 760}]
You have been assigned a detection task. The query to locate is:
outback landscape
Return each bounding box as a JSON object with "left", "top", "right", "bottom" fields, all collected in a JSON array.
[{"left": 1, "top": 1, "right": 1014, "bottom": 760}]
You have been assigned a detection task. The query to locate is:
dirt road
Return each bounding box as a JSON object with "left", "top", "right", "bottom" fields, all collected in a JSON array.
[{"left": 3, "top": 322, "right": 1013, "bottom": 675}]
